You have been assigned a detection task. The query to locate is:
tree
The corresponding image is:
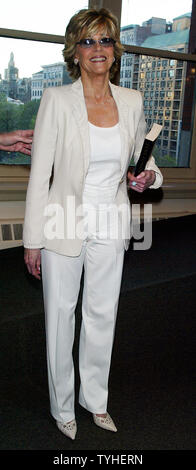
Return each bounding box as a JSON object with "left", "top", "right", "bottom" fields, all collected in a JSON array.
[
  {"left": 18, "top": 99, "right": 40, "bottom": 130},
  {"left": 0, "top": 96, "right": 41, "bottom": 164}
]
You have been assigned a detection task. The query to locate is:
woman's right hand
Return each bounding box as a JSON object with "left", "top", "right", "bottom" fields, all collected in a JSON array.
[{"left": 24, "top": 248, "right": 41, "bottom": 280}]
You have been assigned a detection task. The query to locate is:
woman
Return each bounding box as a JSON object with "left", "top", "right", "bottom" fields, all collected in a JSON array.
[{"left": 23, "top": 8, "right": 163, "bottom": 440}]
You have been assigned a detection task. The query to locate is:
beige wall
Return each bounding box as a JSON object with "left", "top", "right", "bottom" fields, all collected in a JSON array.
[
  {"left": 1, "top": 194, "right": 196, "bottom": 250},
  {"left": 172, "top": 17, "right": 191, "bottom": 32}
]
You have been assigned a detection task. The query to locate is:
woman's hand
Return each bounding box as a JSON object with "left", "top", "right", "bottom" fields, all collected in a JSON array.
[
  {"left": 24, "top": 248, "right": 41, "bottom": 280},
  {"left": 127, "top": 170, "right": 156, "bottom": 193},
  {"left": 0, "top": 130, "right": 33, "bottom": 155}
]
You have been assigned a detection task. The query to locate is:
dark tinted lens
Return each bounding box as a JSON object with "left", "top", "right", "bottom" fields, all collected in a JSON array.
[
  {"left": 80, "top": 38, "right": 95, "bottom": 47},
  {"left": 101, "top": 37, "right": 115, "bottom": 46}
]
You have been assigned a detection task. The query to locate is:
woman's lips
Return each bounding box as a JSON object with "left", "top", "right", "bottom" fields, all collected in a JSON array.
[{"left": 90, "top": 56, "right": 107, "bottom": 62}]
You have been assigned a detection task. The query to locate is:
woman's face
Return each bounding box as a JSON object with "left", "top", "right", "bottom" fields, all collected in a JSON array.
[{"left": 75, "top": 28, "right": 115, "bottom": 79}]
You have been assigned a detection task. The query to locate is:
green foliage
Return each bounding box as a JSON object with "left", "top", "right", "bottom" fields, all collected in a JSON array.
[
  {"left": 18, "top": 100, "right": 40, "bottom": 129},
  {"left": 0, "top": 100, "right": 21, "bottom": 132},
  {"left": 0, "top": 92, "right": 7, "bottom": 103},
  {"left": 153, "top": 144, "right": 176, "bottom": 167},
  {"left": 0, "top": 95, "right": 40, "bottom": 133},
  {"left": 0, "top": 151, "right": 30, "bottom": 165},
  {"left": 156, "top": 154, "right": 177, "bottom": 167},
  {"left": 0, "top": 96, "right": 41, "bottom": 164},
  {"left": 129, "top": 142, "right": 176, "bottom": 169}
]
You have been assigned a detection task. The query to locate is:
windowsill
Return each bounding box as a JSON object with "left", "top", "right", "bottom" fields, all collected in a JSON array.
[{"left": 0, "top": 177, "right": 196, "bottom": 201}]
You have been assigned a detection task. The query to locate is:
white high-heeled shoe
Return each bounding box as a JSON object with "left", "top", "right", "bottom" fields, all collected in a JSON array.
[
  {"left": 56, "top": 419, "right": 77, "bottom": 440},
  {"left": 93, "top": 413, "right": 117, "bottom": 432}
]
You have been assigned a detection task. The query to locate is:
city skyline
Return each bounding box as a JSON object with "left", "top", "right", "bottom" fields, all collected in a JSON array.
[{"left": 0, "top": 0, "right": 192, "bottom": 78}]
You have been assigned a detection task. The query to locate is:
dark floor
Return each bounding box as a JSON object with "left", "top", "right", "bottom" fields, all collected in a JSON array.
[{"left": 0, "top": 215, "right": 196, "bottom": 454}]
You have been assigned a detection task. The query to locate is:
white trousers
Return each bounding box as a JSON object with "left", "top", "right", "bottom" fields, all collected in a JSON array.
[{"left": 41, "top": 184, "right": 125, "bottom": 423}]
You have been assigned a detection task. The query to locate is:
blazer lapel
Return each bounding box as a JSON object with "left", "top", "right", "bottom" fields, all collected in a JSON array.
[
  {"left": 71, "top": 78, "right": 91, "bottom": 177},
  {"left": 110, "top": 82, "right": 130, "bottom": 177}
]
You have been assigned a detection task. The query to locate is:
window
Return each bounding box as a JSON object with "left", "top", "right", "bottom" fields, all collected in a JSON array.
[
  {"left": 0, "top": 38, "right": 70, "bottom": 165},
  {"left": 0, "top": 1, "right": 89, "bottom": 168},
  {"left": 126, "top": 58, "right": 132, "bottom": 66},
  {"left": 120, "top": 49, "right": 195, "bottom": 168},
  {"left": 169, "top": 70, "right": 175, "bottom": 78},
  {"left": 121, "top": 0, "right": 192, "bottom": 54},
  {"left": 172, "top": 111, "right": 179, "bottom": 119},
  {"left": 176, "top": 69, "right": 183, "bottom": 79},
  {"left": 0, "top": 0, "right": 88, "bottom": 35},
  {"left": 125, "top": 69, "right": 131, "bottom": 78},
  {"left": 163, "top": 130, "right": 169, "bottom": 137},
  {"left": 1, "top": 0, "right": 196, "bottom": 200}
]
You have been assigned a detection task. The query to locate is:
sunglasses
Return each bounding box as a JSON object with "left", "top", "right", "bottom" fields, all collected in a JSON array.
[{"left": 76, "top": 37, "right": 116, "bottom": 48}]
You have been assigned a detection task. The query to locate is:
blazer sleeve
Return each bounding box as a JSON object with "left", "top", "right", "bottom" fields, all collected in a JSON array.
[
  {"left": 23, "top": 88, "right": 58, "bottom": 248},
  {"left": 133, "top": 92, "right": 163, "bottom": 189}
]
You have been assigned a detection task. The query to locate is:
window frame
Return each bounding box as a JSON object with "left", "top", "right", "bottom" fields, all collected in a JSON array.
[
  {"left": 122, "top": 42, "right": 196, "bottom": 198},
  {"left": 0, "top": 28, "right": 66, "bottom": 192},
  {"left": 0, "top": 0, "right": 196, "bottom": 200}
]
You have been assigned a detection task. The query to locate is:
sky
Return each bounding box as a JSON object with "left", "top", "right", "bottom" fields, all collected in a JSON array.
[
  {"left": 121, "top": 0, "right": 192, "bottom": 26},
  {"left": 0, "top": 0, "right": 193, "bottom": 78}
]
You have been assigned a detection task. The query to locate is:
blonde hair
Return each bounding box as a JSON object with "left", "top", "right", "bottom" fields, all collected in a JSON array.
[{"left": 63, "top": 8, "right": 124, "bottom": 80}]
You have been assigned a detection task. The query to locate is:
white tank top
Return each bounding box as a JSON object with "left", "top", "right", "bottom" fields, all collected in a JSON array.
[
  {"left": 85, "top": 121, "right": 121, "bottom": 187},
  {"left": 83, "top": 122, "right": 122, "bottom": 238}
]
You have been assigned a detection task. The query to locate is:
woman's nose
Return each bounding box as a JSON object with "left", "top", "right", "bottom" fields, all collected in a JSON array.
[{"left": 93, "top": 40, "right": 102, "bottom": 50}]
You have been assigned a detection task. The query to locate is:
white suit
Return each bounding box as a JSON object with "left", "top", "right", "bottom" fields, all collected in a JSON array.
[{"left": 23, "top": 78, "right": 163, "bottom": 422}]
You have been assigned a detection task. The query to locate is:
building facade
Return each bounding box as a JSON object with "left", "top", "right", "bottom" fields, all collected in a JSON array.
[
  {"left": 120, "top": 13, "right": 191, "bottom": 165},
  {"left": 2, "top": 52, "right": 19, "bottom": 100},
  {"left": 0, "top": 55, "right": 71, "bottom": 103},
  {"left": 0, "top": 52, "right": 31, "bottom": 103},
  {"left": 120, "top": 17, "right": 167, "bottom": 90},
  {"left": 31, "top": 62, "right": 71, "bottom": 100}
]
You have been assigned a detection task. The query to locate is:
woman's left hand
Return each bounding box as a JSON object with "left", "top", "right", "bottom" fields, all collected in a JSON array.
[{"left": 127, "top": 170, "right": 156, "bottom": 193}]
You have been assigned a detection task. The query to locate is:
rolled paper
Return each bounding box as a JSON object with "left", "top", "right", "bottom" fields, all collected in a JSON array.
[{"left": 134, "top": 123, "right": 163, "bottom": 177}]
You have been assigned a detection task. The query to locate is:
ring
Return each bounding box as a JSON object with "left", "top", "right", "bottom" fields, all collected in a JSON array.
[{"left": 131, "top": 181, "right": 137, "bottom": 186}]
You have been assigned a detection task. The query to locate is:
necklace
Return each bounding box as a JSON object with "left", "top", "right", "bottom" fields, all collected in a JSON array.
[{"left": 84, "top": 91, "right": 113, "bottom": 106}]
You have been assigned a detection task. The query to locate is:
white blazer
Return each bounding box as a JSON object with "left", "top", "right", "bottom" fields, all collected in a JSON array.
[{"left": 23, "top": 77, "right": 163, "bottom": 256}]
